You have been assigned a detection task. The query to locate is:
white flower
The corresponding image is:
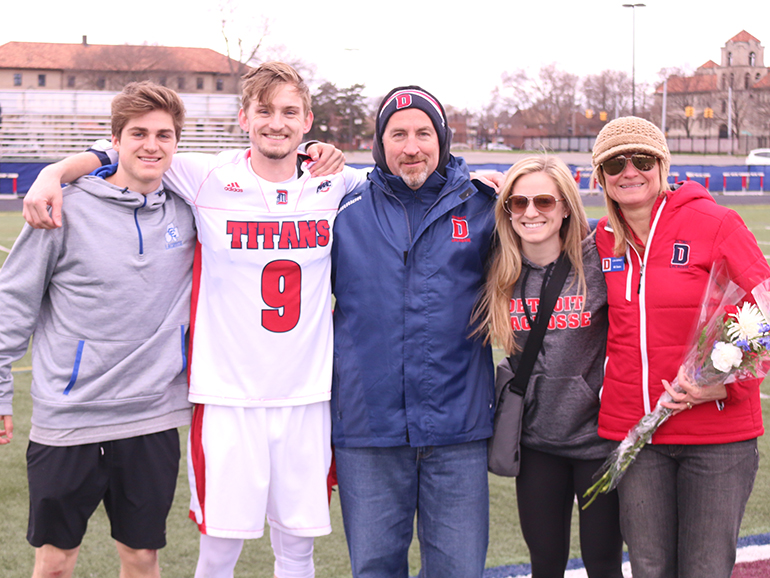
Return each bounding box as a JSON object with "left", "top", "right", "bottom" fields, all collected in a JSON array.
[
  {"left": 726, "top": 303, "right": 767, "bottom": 342},
  {"left": 711, "top": 341, "right": 743, "bottom": 372}
]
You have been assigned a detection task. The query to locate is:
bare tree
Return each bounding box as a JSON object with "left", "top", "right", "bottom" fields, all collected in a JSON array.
[
  {"left": 216, "top": 0, "right": 318, "bottom": 87},
  {"left": 655, "top": 67, "right": 704, "bottom": 137},
  {"left": 218, "top": 0, "right": 270, "bottom": 83},
  {"left": 474, "top": 95, "right": 501, "bottom": 148},
  {"left": 750, "top": 88, "right": 770, "bottom": 143},
  {"left": 657, "top": 67, "right": 702, "bottom": 137},
  {"left": 498, "top": 69, "right": 535, "bottom": 112},
  {"left": 483, "top": 86, "right": 507, "bottom": 119},
  {"left": 582, "top": 70, "right": 631, "bottom": 117},
  {"left": 259, "top": 44, "right": 317, "bottom": 85},
  {"left": 635, "top": 81, "right": 655, "bottom": 119},
  {"left": 724, "top": 88, "right": 755, "bottom": 140},
  {"left": 499, "top": 64, "right": 579, "bottom": 134}
]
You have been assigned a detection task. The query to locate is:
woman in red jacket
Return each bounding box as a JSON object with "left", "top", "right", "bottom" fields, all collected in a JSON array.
[{"left": 591, "top": 116, "right": 770, "bottom": 578}]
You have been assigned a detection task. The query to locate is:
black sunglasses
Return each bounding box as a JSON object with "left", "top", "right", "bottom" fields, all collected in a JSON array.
[
  {"left": 601, "top": 154, "right": 657, "bottom": 176},
  {"left": 505, "top": 194, "right": 564, "bottom": 215}
]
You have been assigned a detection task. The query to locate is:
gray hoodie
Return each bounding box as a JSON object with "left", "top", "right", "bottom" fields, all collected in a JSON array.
[
  {"left": 0, "top": 173, "right": 195, "bottom": 445},
  {"left": 510, "top": 236, "right": 615, "bottom": 460}
]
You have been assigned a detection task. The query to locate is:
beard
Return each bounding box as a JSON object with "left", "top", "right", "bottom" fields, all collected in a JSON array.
[
  {"left": 255, "top": 133, "right": 293, "bottom": 161},
  {"left": 397, "top": 159, "right": 431, "bottom": 190},
  {"left": 259, "top": 146, "right": 292, "bottom": 160}
]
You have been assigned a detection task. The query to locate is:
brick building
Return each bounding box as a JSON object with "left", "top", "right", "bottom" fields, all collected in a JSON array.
[
  {"left": 0, "top": 37, "right": 245, "bottom": 94},
  {"left": 655, "top": 31, "right": 770, "bottom": 144}
]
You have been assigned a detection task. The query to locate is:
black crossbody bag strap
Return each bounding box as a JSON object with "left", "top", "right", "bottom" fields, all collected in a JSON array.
[{"left": 507, "top": 253, "right": 572, "bottom": 396}]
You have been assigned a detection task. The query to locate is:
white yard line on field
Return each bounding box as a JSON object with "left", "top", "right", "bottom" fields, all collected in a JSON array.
[
  {"left": 500, "top": 561, "right": 633, "bottom": 578},
  {"left": 736, "top": 544, "right": 770, "bottom": 564}
]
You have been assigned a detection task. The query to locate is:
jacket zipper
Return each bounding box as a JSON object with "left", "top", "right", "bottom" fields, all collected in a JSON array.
[
  {"left": 369, "top": 174, "right": 475, "bottom": 442},
  {"left": 635, "top": 197, "right": 667, "bottom": 414},
  {"left": 372, "top": 177, "right": 471, "bottom": 265},
  {"left": 133, "top": 196, "right": 147, "bottom": 256}
]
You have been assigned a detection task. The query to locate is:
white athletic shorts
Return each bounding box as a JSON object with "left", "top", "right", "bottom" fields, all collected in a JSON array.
[{"left": 188, "top": 401, "right": 332, "bottom": 539}]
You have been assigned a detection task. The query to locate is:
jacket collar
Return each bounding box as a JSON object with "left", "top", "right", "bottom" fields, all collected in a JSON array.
[{"left": 370, "top": 155, "right": 480, "bottom": 202}]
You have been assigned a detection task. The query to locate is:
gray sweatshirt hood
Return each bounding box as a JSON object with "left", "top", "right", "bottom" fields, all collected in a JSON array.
[{"left": 70, "top": 173, "right": 168, "bottom": 212}]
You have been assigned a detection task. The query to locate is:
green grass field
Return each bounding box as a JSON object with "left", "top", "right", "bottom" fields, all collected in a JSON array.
[{"left": 2, "top": 206, "right": 770, "bottom": 577}]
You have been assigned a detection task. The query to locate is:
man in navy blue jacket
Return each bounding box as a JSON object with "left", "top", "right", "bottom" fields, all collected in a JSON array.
[{"left": 331, "top": 87, "right": 497, "bottom": 578}]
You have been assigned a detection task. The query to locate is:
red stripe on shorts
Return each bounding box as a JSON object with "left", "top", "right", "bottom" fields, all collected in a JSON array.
[
  {"left": 189, "top": 403, "right": 207, "bottom": 533},
  {"left": 187, "top": 240, "right": 203, "bottom": 386}
]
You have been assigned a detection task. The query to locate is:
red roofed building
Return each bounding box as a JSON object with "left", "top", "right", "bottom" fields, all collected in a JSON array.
[
  {"left": 0, "top": 37, "right": 246, "bottom": 93},
  {"left": 655, "top": 31, "right": 770, "bottom": 141}
]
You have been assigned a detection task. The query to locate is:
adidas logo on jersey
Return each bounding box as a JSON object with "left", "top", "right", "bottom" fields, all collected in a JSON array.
[{"left": 224, "top": 182, "right": 244, "bottom": 193}]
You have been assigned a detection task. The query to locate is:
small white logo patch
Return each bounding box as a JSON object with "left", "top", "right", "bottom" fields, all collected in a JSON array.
[{"left": 165, "top": 223, "right": 183, "bottom": 249}]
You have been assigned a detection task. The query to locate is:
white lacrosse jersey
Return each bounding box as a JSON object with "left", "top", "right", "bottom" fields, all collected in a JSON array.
[{"left": 161, "top": 150, "right": 367, "bottom": 407}]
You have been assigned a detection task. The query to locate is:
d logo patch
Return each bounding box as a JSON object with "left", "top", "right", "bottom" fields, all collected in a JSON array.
[
  {"left": 451, "top": 216, "right": 470, "bottom": 242},
  {"left": 671, "top": 243, "right": 690, "bottom": 266}
]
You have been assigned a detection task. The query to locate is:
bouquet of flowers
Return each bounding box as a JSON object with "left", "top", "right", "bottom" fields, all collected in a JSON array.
[{"left": 582, "top": 263, "right": 770, "bottom": 510}]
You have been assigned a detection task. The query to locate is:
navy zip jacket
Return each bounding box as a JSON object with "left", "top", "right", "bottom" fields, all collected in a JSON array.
[{"left": 331, "top": 156, "right": 496, "bottom": 448}]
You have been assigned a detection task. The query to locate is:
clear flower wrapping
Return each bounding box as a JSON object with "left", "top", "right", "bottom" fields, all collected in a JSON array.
[{"left": 583, "top": 262, "right": 770, "bottom": 509}]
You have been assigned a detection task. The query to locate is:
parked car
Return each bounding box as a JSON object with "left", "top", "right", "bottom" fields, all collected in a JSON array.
[
  {"left": 746, "top": 149, "right": 770, "bottom": 165},
  {"left": 486, "top": 142, "right": 511, "bottom": 151}
]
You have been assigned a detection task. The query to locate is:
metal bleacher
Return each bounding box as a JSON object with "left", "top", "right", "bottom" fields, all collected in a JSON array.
[{"left": 0, "top": 89, "right": 250, "bottom": 159}]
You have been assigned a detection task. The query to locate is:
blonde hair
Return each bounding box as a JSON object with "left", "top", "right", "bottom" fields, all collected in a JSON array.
[
  {"left": 472, "top": 156, "right": 589, "bottom": 354},
  {"left": 240, "top": 61, "right": 311, "bottom": 117}
]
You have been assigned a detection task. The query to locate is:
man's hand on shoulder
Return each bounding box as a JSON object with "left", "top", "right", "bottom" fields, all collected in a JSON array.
[
  {"left": 23, "top": 167, "right": 64, "bottom": 229},
  {"left": 307, "top": 143, "right": 346, "bottom": 177},
  {"left": 23, "top": 152, "right": 102, "bottom": 229},
  {"left": 0, "top": 415, "right": 12, "bottom": 445}
]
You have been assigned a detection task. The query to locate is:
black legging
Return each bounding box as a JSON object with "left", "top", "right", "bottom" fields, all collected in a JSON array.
[{"left": 515, "top": 445, "right": 624, "bottom": 578}]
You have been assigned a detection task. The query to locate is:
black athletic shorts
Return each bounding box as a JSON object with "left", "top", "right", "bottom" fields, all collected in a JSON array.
[{"left": 26, "top": 428, "right": 180, "bottom": 550}]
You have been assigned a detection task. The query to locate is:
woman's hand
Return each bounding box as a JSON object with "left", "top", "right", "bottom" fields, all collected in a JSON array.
[{"left": 660, "top": 365, "right": 727, "bottom": 415}]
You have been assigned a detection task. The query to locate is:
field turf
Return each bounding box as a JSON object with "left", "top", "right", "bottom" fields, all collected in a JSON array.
[{"left": 1, "top": 206, "right": 770, "bottom": 576}]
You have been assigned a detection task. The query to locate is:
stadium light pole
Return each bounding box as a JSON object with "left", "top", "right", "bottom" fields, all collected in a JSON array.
[{"left": 623, "top": 3, "right": 645, "bottom": 116}]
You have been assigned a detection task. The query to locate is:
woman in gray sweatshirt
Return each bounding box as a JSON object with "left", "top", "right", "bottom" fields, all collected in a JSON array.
[{"left": 474, "top": 156, "right": 622, "bottom": 578}]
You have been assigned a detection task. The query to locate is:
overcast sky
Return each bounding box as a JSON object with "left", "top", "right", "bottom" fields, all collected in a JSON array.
[{"left": 5, "top": 0, "right": 768, "bottom": 110}]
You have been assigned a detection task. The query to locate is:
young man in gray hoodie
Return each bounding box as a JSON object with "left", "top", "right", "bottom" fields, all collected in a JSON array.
[{"left": 0, "top": 82, "right": 195, "bottom": 578}]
